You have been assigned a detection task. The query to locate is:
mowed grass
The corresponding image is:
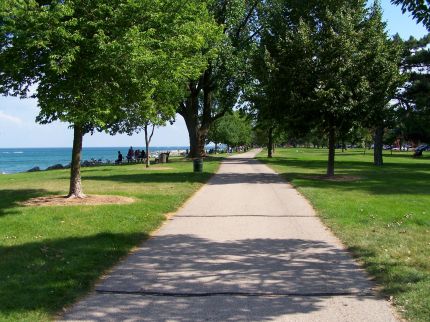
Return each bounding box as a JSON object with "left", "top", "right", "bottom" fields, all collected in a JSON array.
[
  {"left": 0, "top": 157, "right": 222, "bottom": 322},
  {"left": 258, "top": 148, "right": 430, "bottom": 322}
]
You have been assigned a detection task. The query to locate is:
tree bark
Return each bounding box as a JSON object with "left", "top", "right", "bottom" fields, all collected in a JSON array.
[
  {"left": 327, "top": 126, "right": 336, "bottom": 177},
  {"left": 68, "top": 124, "right": 85, "bottom": 198},
  {"left": 144, "top": 123, "right": 155, "bottom": 168},
  {"left": 373, "top": 126, "right": 384, "bottom": 166},
  {"left": 180, "top": 85, "right": 206, "bottom": 158},
  {"left": 268, "top": 127, "right": 274, "bottom": 158},
  {"left": 185, "top": 121, "right": 208, "bottom": 158},
  {"left": 181, "top": 110, "right": 210, "bottom": 158}
]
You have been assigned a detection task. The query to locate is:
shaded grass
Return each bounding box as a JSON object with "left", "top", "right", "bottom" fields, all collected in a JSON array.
[
  {"left": 0, "top": 157, "right": 222, "bottom": 321},
  {"left": 258, "top": 148, "right": 430, "bottom": 322}
]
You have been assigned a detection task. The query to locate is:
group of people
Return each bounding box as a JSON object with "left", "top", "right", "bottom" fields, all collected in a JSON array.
[{"left": 115, "top": 146, "right": 147, "bottom": 164}]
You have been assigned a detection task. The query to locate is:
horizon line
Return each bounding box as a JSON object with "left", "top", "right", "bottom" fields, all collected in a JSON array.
[{"left": 0, "top": 145, "right": 191, "bottom": 149}]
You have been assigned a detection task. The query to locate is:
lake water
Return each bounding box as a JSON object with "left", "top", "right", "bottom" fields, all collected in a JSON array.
[{"left": 0, "top": 146, "right": 189, "bottom": 174}]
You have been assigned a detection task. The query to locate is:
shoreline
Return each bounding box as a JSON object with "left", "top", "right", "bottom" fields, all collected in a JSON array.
[{"left": 0, "top": 147, "right": 191, "bottom": 175}]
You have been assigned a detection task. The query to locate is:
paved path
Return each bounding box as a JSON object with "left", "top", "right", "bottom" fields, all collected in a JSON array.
[{"left": 62, "top": 150, "right": 398, "bottom": 321}]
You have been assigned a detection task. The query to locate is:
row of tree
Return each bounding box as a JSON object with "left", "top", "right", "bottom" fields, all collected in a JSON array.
[
  {"left": 251, "top": 30, "right": 430, "bottom": 164},
  {"left": 246, "top": 0, "right": 405, "bottom": 176},
  {"left": 1, "top": 0, "right": 429, "bottom": 196}
]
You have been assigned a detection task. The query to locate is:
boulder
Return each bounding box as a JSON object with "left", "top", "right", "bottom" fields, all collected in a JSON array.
[
  {"left": 81, "top": 160, "right": 92, "bottom": 167},
  {"left": 27, "top": 166, "right": 41, "bottom": 172},
  {"left": 46, "top": 164, "right": 64, "bottom": 170}
]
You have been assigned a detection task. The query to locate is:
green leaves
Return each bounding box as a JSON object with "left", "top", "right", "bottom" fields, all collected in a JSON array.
[
  {"left": 208, "top": 112, "right": 253, "bottom": 147},
  {"left": 0, "top": 0, "right": 222, "bottom": 133},
  {"left": 359, "top": 2, "right": 404, "bottom": 128},
  {"left": 391, "top": 0, "right": 430, "bottom": 30},
  {"left": 395, "top": 33, "right": 430, "bottom": 143},
  {"left": 249, "top": 0, "right": 404, "bottom": 173}
]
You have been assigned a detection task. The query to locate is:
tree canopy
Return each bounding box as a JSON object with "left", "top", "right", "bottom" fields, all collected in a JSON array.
[
  {"left": 248, "top": 0, "right": 403, "bottom": 174},
  {"left": 207, "top": 112, "right": 253, "bottom": 148},
  {"left": 395, "top": 33, "right": 430, "bottom": 143},
  {"left": 178, "top": 0, "right": 260, "bottom": 157},
  {"left": 0, "top": 0, "right": 221, "bottom": 196}
]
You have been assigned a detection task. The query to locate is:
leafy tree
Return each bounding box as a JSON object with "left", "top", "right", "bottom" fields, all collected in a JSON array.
[
  {"left": 359, "top": 3, "right": 404, "bottom": 166},
  {"left": 391, "top": 0, "right": 430, "bottom": 30},
  {"left": 257, "top": 0, "right": 372, "bottom": 176},
  {"left": 207, "top": 112, "right": 253, "bottom": 150},
  {"left": 395, "top": 33, "right": 430, "bottom": 144},
  {"left": 0, "top": 0, "right": 220, "bottom": 197},
  {"left": 310, "top": 3, "right": 373, "bottom": 176},
  {"left": 179, "top": 0, "right": 260, "bottom": 158},
  {"left": 246, "top": 49, "right": 274, "bottom": 157}
]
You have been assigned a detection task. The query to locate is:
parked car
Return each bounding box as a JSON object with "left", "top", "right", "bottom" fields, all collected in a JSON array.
[{"left": 413, "top": 144, "right": 429, "bottom": 157}]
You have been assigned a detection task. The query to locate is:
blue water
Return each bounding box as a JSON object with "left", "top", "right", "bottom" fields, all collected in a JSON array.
[{"left": 0, "top": 146, "right": 189, "bottom": 174}]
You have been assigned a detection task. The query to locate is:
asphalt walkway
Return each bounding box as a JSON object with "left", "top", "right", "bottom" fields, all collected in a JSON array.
[{"left": 61, "top": 150, "right": 398, "bottom": 321}]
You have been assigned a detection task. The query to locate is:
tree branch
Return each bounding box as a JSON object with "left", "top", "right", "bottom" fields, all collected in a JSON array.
[
  {"left": 234, "top": 0, "right": 260, "bottom": 40},
  {"left": 149, "top": 123, "right": 155, "bottom": 142}
]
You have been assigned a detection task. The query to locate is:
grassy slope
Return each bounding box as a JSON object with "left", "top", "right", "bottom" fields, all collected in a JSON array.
[
  {"left": 0, "top": 157, "right": 221, "bottom": 321},
  {"left": 258, "top": 149, "right": 430, "bottom": 322}
]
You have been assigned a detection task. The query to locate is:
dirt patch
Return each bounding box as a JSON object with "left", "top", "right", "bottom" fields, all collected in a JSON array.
[
  {"left": 303, "top": 175, "right": 363, "bottom": 182},
  {"left": 20, "top": 195, "right": 135, "bottom": 207}
]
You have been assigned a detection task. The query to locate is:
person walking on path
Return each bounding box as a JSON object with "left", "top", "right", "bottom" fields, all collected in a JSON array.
[{"left": 61, "top": 149, "right": 398, "bottom": 321}]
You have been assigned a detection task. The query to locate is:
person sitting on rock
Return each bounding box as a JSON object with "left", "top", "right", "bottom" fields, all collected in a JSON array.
[
  {"left": 115, "top": 151, "right": 123, "bottom": 164},
  {"left": 126, "top": 146, "right": 134, "bottom": 163}
]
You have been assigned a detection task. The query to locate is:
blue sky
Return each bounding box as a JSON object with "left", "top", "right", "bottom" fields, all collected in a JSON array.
[{"left": 0, "top": 0, "right": 428, "bottom": 148}]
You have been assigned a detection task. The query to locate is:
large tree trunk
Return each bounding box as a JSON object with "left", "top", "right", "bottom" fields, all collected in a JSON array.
[
  {"left": 180, "top": 85, "right": 206, "bottom": 158},
  {"left": 68, "top": 125, "right": 85, "bottom": 198},
  {"left": 186, "top": 121, "right": 208, "bottom": 158},
  {"left": 327, "top": 126, "right": 336, "bottom": 177},
  {"left": 268, "top": 127, "right": 274, "bottom": 158},
  {"left": 374, "top": 126, "right": 384, "bottom": 166}
]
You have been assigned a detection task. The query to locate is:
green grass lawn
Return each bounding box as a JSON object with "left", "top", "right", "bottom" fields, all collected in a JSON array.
[
  {"left": 0, "top": 157, "right": 221, "bottom": 322},
  {"left": 258, "top": 148, "right": 430, "bottom": 322}
]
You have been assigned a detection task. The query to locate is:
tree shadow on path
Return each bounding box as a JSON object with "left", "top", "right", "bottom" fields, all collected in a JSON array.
[{"left": 61, "top": 234, "right": 383, "bottom": 321}]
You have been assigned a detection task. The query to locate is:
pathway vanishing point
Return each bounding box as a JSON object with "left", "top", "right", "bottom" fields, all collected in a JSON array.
[{"left": 61, "top": 149, "right": 398, "bottom": 321}]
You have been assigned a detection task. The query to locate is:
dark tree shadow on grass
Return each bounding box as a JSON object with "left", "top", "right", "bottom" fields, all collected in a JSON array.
[
  {"left": 82, "top": 172, "right": 214, "bottom": 185},
  {"left": 347, "top": 245, "right": 428, "bottom": 297},
  {"left": 0, "top": 232, "right": 146, "bottom": 318},
  {"left": 0, "top": 189, "right": 58, "bottom": 216}
]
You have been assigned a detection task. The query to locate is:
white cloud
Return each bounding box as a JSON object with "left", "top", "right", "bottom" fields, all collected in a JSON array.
[{"left": 0, "top": 110, "right": 23, "bottom": 125}]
